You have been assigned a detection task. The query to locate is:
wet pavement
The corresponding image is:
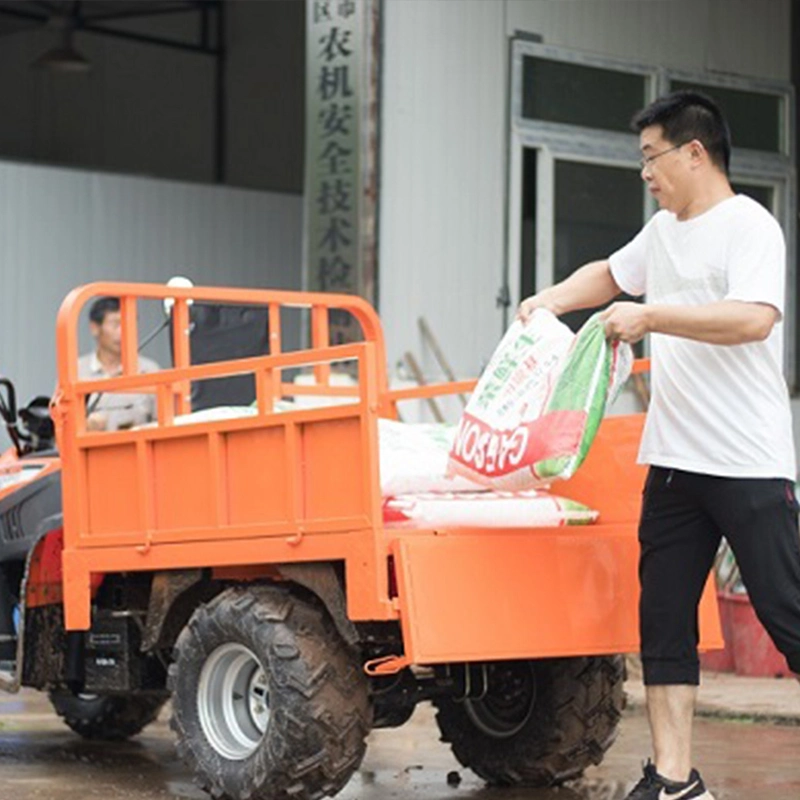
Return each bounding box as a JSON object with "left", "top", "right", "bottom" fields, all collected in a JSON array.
[{"left": 1, "top": 687, "right": 799, "bottom": 800}]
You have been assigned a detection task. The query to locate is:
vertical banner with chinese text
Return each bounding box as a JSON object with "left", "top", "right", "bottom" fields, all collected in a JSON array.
[{"left": 305, "top": 0, "right": 380, "bottom": 345}]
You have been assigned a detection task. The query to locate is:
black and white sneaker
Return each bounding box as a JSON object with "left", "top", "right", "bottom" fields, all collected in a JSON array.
[{"left": 625, "top": 761, "right": 715, "bottom": 800}]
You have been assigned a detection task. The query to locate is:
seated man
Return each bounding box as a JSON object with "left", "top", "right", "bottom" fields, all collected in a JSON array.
[{"left": 77, "top": 297, "right": 160, "bottom": 431}]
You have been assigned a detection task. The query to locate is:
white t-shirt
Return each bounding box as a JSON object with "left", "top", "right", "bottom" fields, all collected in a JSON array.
[
  {"left": 77, "top": 352, "right": 160, "bottom": 431},
  {"left": 609, "top": 194, "right": 796, "bottom": 480}
]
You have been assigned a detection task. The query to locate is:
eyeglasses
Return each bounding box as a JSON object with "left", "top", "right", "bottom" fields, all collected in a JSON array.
[{"left": 639, "top": 143, "right": 685, "bottom": 170}]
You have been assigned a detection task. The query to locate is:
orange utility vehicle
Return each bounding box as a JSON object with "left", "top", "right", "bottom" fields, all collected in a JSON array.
[{"left": 0, "top": 282, "right": 722, "bottom": 800}]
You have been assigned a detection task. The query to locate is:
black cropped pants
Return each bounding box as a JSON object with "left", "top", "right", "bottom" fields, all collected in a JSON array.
[{"left": 639, "top": 466, "right": 800, "bottom": 685}]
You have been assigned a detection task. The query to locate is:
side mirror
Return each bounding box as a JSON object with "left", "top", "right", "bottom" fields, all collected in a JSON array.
[
  {"left": 0, "top": 378, "right": 18, "bottom": 426},
  {"left": 19, "top": 397, "right": 55, "bottom": 450}
]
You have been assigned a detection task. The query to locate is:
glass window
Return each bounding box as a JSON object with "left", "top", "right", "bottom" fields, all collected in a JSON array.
[
  {"left": 519, "top": 148, "right": 538, "bottom": 301},
  {"left": 554, "top": 161, "right": 643, "bottom": 331},
  {"left": 522, "top": 57, "right": 646, "bottom": 133},
  {"left": 671, "top": 81, "right": 783, "bottom": 153},
  {"left": 520, "top": 155, "right": 644, "bottom": 332},
  {"left": 731, "top": 182, "right": 775, "bottom": 212}
]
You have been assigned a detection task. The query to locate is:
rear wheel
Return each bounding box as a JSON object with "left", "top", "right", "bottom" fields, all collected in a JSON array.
[
  {"left": 49, "top": 690, "right": 167, "bottom": 741},
  {"left": 434, "top": 656, "right": 624, "bottom": 786},
  {"left": 170, "top": 584, "right": 372, "bottom": 800}
]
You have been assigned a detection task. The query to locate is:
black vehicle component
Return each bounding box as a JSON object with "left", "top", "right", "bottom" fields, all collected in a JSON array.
[
  {"left": 141, "top": 569, "right": 206, "bottom": 651},
  {"left": 49, "top": 690, "right": 167, "bottom": 741},
  {"left": 0, "top": 566, "right": 17, "bottom": 663},
  {"left": 0, "top": 378, "right": 22, "bottom": 455},
  {"left": 18, "top": 397, "right": 55, "bottom": 451},
  {"left": 0, "top": 472, "right": 62, "bottom": 562},
  {"left": 170, "top": 584, "right": 371, "bottom": 800},
  {"left": 84, "top": 611, "right": 166, "bottom": 693},
  {"left": 433, "top": 656, "right": 625, "bottom": 787},
  {"left": 22, "top": 603, "right": 68, "bottom": 689},
  {"left": 176, "top": 303, "right": 270, "bottom": 411},
  {"left": 0, "top": 380, "right": 55, "bottom": 456}
]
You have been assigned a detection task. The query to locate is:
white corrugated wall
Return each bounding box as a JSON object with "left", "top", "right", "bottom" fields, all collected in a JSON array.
[
  {"left": 0, "top": 161, "right": 302, "bottom": 405},
  {"left": 379, "top": 0, "right": 791, "bottom": 414},
  {"left": 506, "top": 0, "right": 789, "bottom": 80},
  {"left": 380, "top": 0, "right": 507, "bottom": 407}
]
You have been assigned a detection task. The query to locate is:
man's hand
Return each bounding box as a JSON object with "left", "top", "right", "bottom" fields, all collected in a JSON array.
[
  {"left": 517, "top": 288, "right": 560, "bottom": 324},
  {"left": 599, "top": 302, "right": 650, "bottom": 343},
  {"left": 516, "top": 261, "right": 623, "bottom": 325}
]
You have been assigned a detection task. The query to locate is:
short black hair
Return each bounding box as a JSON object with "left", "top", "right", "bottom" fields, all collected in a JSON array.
[
  {"left": 632, "top": 90, "right": 731, "bottom": 174},
  {"left": 89, "top": 296, "right": 120, "bottom": 325}
]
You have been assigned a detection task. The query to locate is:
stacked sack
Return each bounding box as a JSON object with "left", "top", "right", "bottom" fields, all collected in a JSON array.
[{"left": 380, "top": 309, "right": 632, "bottom": 528}]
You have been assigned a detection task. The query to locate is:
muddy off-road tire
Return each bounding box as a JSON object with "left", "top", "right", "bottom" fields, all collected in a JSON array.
[
  {"left": 433, "top": 656, "right": 624, "bottom": 787},
  {"left": 49, "top": 691, "right": 167, "bottom": 740},
  {"left": 169, "top": 584, "right": 372, "bottom": 800}
]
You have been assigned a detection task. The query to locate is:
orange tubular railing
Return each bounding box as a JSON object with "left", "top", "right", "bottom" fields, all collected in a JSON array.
[
  {"left": 53, "top": 282, "right": 394, "bottom": 631},
  {"left": 55, "top": 282, "right": 389, "bottom": 404},
  {"left": 54, "top": 283, "right": 693, "bottom": 671}
]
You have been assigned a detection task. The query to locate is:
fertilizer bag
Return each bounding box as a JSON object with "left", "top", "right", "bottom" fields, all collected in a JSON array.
[
  {"left": 448, "top": 310, "right": 632, "bottom": 490},
  {"left": 382, "top": 489, "right": 598, "bottom": 528},
  {"left": 378, "top": 418, "right": 484, "bottom": 495},
  {"left": 533, "top": 312, "right": 632, "bottom": 482}
]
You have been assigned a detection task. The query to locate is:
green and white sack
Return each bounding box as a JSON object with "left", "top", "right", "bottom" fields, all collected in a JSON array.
[{"left": 448, "top": 310, "right": 632, "bottom": 490}]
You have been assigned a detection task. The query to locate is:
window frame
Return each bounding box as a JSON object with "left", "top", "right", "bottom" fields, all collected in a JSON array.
[
  {"left": 508, "top": 41, "right": 657, "bottom": 311},
  {"left": 507, "top": 39, "right": 796, "bottom": 386},
  {"left": 663, "top": 68, "right": 796, "bottom": 382}
]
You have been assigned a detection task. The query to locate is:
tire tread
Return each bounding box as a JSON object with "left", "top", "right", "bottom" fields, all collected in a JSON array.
[
  {"left": 169, "top": 584, "right": 371, "bottom": 800},
  {"left": 434, "top": 656, "right": 624, "bottom": 787}
]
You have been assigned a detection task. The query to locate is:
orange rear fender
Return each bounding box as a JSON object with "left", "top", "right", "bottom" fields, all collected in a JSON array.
[{"left": 26, "top": 528, "right": 103, "bottom": 609}]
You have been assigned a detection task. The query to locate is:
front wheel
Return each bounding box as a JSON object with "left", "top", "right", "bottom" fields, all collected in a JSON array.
[
  {"left": 49, "top": 690, "right": 167, "bottom": 741},
  {"left": 434, "top": 656, "right": 624, "bottom": 786},
  {"left": 169, "top": 585, "right": 372, "bottom": 800}
]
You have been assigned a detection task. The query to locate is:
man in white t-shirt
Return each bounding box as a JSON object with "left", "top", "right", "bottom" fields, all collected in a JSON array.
[{"left": 519, "top": 91, "right": 799, "bottom": 800}]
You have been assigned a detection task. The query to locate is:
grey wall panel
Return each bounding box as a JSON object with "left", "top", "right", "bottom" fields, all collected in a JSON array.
[
  {"left": 226, "top": 0, "right": 305, "bottom": 193},
  {"left": 0, "top": 26, "right": 215, "bottom": 184},
  {"left": 0, "top": 0, "right": 304, "bottom": 193},
  {"left": 379, "top": 0, "right": 791, "bottom": 421},
  {"left": 380, "top": 0, "right": 507, "bottom": 396},
  {"left": 706, "top": 0, "right": 790, "bottom": 80},
  {"left": 0, "top": 161, "right": 302, "bottom": 415},
  {"left": 506, "top": 0, "right": 790, "bottom": 81}
]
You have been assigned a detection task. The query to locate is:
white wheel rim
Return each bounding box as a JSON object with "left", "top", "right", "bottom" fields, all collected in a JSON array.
[{"left": 197, "top": 643, "right": 270, "bottom": 760}]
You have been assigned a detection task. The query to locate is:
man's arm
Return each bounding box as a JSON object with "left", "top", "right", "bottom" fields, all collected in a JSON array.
[
  {"left": 517, "top": 260, "right": 623, "bottom": 322},
  {"left": 601, "top": 300, "right": 778, "bottom": 345}
]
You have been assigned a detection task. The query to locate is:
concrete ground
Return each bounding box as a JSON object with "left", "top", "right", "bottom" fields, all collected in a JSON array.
[
  {"left": 1, "top": 674, "right": 799, "bottom": 800},
  {"left": 628, "top": 668, "right": 800, "bottom": 724}
]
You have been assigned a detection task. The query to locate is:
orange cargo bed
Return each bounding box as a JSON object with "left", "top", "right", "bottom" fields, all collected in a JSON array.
[
  {"left": 376, "top": 413, "right": 721, "bottom": 672},
  {"left": 53, "top": 282, "right": 722, "bottom": 670}
]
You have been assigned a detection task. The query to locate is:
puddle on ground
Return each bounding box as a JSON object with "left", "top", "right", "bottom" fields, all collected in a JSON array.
[{"left": 1, "top": 689, "right": 799, "bottom": 799}]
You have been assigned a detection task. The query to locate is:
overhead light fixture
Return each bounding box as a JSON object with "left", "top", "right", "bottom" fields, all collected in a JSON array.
[{"left": 32, "top": 21, "right": 90, "bottom": 73}]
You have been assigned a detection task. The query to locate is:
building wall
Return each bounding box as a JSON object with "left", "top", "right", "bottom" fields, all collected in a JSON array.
[
  {"left": 0, "top": 160, "right": 302, "bottom": 407},
  {"left": 226, "top": 0, "right": 305, "bottom": 192},
  {"left": 505, "top": 0, "right": 790, "bottom": 81},
  {"left": 380, "top": 0, "right": 792, "bottom": 414},
  {"left": 0, "top": 0, "right": 304, "bottom": 193},
  {"left": 380, "top": 0, "right": 507, "bottom": 392}
]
